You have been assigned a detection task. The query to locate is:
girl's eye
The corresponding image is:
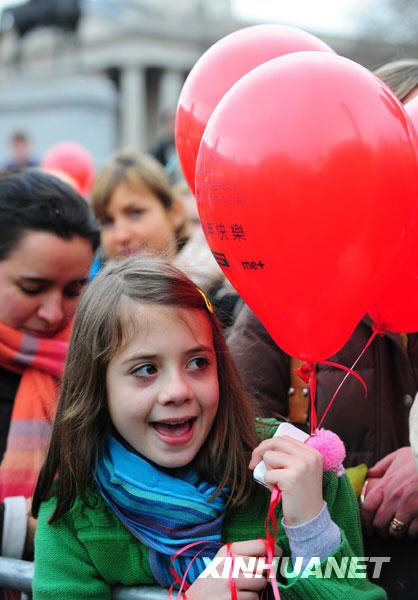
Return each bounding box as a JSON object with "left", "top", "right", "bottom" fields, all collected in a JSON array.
[
  {"left": 187, "top": 356, "right": 210, "bottom": 371},
  {"left": 131, "top": 363, "right": 157, "bottom": 378}
]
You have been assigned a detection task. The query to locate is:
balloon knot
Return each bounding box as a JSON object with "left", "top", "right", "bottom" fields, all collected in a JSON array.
[
  {"left": 372, "top": 323, "right": 385, "bottom": 337},
  {"left": 295, "top": 362, "right": 315, "bottom": 383}
]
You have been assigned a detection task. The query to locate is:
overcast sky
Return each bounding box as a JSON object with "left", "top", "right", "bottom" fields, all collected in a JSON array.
[
  {"left": 0, "top": 0, "right": 390, "bottom": 39},
  {"left": 0, "top": 1, "right": 374, "bottom": 35},
  {"left": 232, "top": 0, "right": 376, "bottom": 35}
]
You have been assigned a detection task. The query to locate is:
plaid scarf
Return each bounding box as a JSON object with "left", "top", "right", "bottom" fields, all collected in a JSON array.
[
  {"left": 94, "top": 436, "right": 226, "bottom": 587},
  {"left": 0, "top": 320, "right": 70, "bottom": 502}
]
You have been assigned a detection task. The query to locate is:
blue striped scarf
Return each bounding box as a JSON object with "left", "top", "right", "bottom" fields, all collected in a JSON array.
[{"left": 94, "top": 436, "right": 226, "bottom": 586}]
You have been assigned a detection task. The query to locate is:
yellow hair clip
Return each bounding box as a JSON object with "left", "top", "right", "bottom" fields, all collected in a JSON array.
[{"left": 196, "top": 287, "right": 214, "bottom": 314}]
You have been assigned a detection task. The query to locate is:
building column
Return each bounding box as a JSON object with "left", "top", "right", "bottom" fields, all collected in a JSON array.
[
  {"left": 120, "top": 65, "right": 147, "bottom": 149},
  {"left": 158, "top": 69, "right": 184, "bottom": 116}
]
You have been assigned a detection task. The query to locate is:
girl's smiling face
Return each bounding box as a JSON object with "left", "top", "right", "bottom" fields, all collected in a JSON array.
[{"left": 106, "top": 303, "right": 219, "bottom": 469}]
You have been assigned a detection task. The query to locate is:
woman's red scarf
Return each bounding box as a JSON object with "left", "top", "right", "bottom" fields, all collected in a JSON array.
[{"left": 0, "top": 321, "right": 70, "bottom": 502}]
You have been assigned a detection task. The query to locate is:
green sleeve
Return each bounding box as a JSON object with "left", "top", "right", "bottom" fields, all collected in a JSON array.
[
  {"left": 277, "top": 473, "right": 387, "bottom": 599},
  {"left": 33, "top": 496, "right": 111, "bottom": 600}
]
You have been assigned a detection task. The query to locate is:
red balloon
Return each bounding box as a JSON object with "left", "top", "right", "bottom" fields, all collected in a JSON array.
[
  {"left": 175, "top": 24, "right": 334, "bottom": 194},
  {"left": 42, "top": 141, "right": 95, "bottom": 197},
  {"left": 195, "top": 52, "right": 418, "bottom": 361},
  {"left": 368, "top": 94, "right": 418, "bottom": 333}
]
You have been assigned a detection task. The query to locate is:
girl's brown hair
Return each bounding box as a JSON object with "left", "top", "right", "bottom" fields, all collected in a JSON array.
[{"left": 32, "top": 257, "right": 257, "bottom": 521}]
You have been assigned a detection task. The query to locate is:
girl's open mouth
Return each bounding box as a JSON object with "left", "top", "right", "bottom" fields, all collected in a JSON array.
[{"left": 150, "top": 417, "right": 197, "bottom": 444}]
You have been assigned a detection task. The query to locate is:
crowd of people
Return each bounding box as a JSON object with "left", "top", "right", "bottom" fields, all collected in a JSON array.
[{"left": 0, "top": 57, "right": 416, "bottom": 600}]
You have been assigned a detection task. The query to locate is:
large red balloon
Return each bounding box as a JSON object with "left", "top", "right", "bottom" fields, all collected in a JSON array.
[
  {"left": 195, "top": 52, "right": 418, "bottom": 361},
  {"left": 368, "top": 93, "right": 418, "bottom": 333},
  {"left": 175, "top": 24, "right": 334, "bottom": 194},
  {"left": 42, "top": 141, "right": 95, "bottom": 197}
]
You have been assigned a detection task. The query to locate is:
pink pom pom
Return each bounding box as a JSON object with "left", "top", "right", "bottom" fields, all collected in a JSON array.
[{"left": 306, "top": 429, "right": 346, "bottom": 476}]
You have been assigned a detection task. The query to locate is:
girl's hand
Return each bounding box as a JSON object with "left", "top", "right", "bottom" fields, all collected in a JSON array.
[
  {"left": 186, "top": 539, "right": 270, "bottom": 600},
  {"left": 249, "top": 435, "right": 324, "bottom": 526}
]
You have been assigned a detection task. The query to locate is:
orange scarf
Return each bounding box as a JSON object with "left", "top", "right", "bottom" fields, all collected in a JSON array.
[{"left": 0, "top": 321, "right": 70, "bottom": 501}]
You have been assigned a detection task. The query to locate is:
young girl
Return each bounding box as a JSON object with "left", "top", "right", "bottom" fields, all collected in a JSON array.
[{"left": 32, "top": 258, "right": 385, "bottom": 599}]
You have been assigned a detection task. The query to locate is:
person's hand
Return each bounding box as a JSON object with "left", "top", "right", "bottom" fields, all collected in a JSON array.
[
  {"left": 361, "top": 446, "right": 418, "bottom": 539},
  {"left": 249, "top": 435, "right": 324, "bottom": 525},
  {"left": 186, "top": 539, "right": 271, "bottom": 600}
]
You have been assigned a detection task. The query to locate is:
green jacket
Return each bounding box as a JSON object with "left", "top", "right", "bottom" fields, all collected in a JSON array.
[{"left": 33, "top": 470, "right": 385, "bottom": 599}]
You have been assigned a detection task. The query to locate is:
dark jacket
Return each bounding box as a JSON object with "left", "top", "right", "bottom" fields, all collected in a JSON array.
[{"left": 227, "top": 306, "right": 418, "bottom": 468}]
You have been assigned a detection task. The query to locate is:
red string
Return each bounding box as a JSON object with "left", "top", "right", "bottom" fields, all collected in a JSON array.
[
  {"left": 295, "top": 326, "right": 380, "bottom": 435},
  {"left": 226, "top": 542, "right": 238, "bottom": 600},
  {"left": 295, "top": 362, "right": 318, "bottom": 434},
  {"left": 309, "top": 365, "right": 317, "bottom": 433},
  {"left": 317, "top": 325, "right": 382, "bottom": 429},
  {"left": 168, "top": 540, "right": 221, "bottom": 599},
  {"left": 263, "top": 486, "right": 282, "bottom": 599}
]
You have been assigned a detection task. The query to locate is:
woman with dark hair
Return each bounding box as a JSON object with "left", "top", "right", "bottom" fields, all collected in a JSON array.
[{"left": 0, "top": 169, "right": 99, "bottom": 566}]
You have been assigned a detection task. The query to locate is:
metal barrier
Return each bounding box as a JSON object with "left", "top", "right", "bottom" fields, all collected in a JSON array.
[{"left": 0, "top": 557, "right": 169, "bottom": 599}]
